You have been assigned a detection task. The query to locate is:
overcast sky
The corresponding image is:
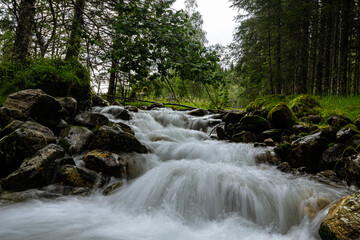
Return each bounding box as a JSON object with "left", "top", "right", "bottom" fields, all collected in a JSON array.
[{"left": 172, "top": 0, "right": 238, "bottom": 46}]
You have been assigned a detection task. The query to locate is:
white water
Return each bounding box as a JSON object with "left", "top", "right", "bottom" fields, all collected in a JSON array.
[{"left": 0, "top": 107, "right": 352, "bottom": 240}]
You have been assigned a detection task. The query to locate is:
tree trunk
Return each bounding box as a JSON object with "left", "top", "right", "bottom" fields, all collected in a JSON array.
[
  {"left": 274, "top": 0, "right": 282, "bottom": 94},
  {"left": 12, "top": 0, "right": 36, "bottom": 62},
  {"left": 65, "top": 0, "right": 86, "bottom": 60},
  {"left": 107, "top": 51, "right": 118, "bottom": 101}
]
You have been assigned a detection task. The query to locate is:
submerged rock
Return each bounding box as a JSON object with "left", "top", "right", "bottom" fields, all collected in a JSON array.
[
  {"left": 319, "top": 190, "right": 360, "bottom": 240},
  {"left": 58, "top": 165, "right": 109, "bottom": 188},
  {"left": 0, "top": 128, "right": 47, "bottom": 178},
  {"left": 1, "top": 144, "right": 65, "bottom": 191},
  {"left": 102, "top": 182, "right": 123, "bottom": 195},
  {"left": 59, "top": 126, "right": 95, "bottom": 154}
]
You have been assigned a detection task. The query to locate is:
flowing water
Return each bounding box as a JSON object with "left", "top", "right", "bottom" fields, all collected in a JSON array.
[{"left": 0, "top": 107, "right": 353, "bottom": 240}]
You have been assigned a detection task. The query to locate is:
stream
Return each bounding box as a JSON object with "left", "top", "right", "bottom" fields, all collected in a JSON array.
[{"left": 0, "top": 107, "right": 353, "bottom": 240}]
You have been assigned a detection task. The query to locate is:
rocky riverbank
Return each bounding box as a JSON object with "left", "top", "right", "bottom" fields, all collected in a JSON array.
[{"left": 0, "top": 89, "right": 359, "bottom": 239}]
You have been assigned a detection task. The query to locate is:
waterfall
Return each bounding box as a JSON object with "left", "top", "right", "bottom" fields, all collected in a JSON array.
[{"left": 0, "top": 107, "right": 351, "bottom": 240}]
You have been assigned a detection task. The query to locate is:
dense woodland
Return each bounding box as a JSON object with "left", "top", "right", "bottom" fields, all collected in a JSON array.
[{"left": 0, "top": 0, "right": 359, "bottom": 108}]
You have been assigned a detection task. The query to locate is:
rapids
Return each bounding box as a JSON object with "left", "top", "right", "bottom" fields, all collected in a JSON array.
[{"left": 0, "top": 107, "right": 353, "bottom": 240}]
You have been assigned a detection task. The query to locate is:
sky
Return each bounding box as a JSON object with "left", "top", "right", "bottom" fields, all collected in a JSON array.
[{"left": 172, "top": 0, "right": 238, "bottom": 46}]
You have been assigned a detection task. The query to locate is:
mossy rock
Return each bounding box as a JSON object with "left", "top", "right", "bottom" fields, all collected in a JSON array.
[
  {"left": 274, "top": 143, "right": 291, "bottom": 162},
  {"left": 267, "top": 102, "right": 297, "bottom": 129},
  {"left": 290, "top": 95, "right": 320, "bottom": 118},
  {"left": 246, "top": 94, "right": 285, "bottom": 114},
  {"left": 342, "top": 146, "right": 358, "bottom": 158},
  {"left": 239, "top": 115, "right": 268, "bottom": 133},
  {"left": 356, "top": 143, "right": 360, "bottom": 152}
]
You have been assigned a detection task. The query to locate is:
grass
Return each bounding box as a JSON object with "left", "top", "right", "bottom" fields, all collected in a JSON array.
[{"left": 317, "top": 95, "right": 360, "bottom": 121}]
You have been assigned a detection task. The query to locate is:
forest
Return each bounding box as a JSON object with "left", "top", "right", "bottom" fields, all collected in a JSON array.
[{"left": 0, "top": 0, "right": 360, "bottom": 108}]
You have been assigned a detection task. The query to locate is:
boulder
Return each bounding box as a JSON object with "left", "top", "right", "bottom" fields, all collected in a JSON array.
[
  {"left": 274, "top": 143, "right": 292, "bottom": 162},
  {"left": 344, "top": 153, "right": 360, "bottom": 187},
  {"left": 354, "top": 118, "right": 360, "bottom": 130},
  {"left": 289, "top": 133, "right": 329, "bottom": 172},
  {"left": 319, "top": 190, "right": 360, "bottom": 240},
  {"left": 311, "top": 170, "right": 344, "bottom": 185},
  {"left": 290, "top": 95, "right": 320, "bottom": 118},
  {"left": 58, "top": 164, "right": 109, "bottom": 188},
  {"left": 276, "top": 162, "right": 292, "bottom": 173},
  {"left": 258, "top": 129, "right": 288, "bottom": 142},
  {"left": 0, "top": 144, "right": 65, "bottom": 191},
  {"left": 59, "top": 126, "right": 95, "bottom": 154},
  {"left": 267, "top": 103, "right": 296, "bottom": 129},
  {"left": 319, "top": 125, "right": 339, "bottom": 142},
  {"left": 58, "top": 97, "right": 78, "bottom": 122},
  {"left": 292, "top": 124, "right": 311, "bottom": 135},
  {"left": 102, "top": 107, "right": 131, "bottom": 120},
  {"left": 306, "top": 115, "right": 323, "bottom": 124},
  {"left": 327, "top": 114, "right": 352, "bottom": 129},
  {"left": 232, "top": 131, "right": 257, "bottom": 143},
  {"left": 238, "top": 115, "right": 268, "bottom": 134},
  {"left": 0, "top": 120, "right": 56, "bottom": 144},
  {"left": 74, "top": 112, "right": 109, "bottom": 129},
  {"left": 83, "top": 150, "right": 127, "bottom": 178},
  {"left": 0, "top": 107, "right": 24, "bottom": 128},
  {"left": 320, "top": 143, "right": 347, "bottom": 171},
  {"left": 90, "top": 124, "right": 148, "bottom": 153},
  {"left": 91, "top": 95, "right": 109, "bottom": 107},
  {"left": 3, "top": 89, "right": 46, "bottom": 111},
  {"left": 148, "top": 102, "right": 164, "bottom": 109},
  {"left": 336, "top": 124, "right": 360, "bottom": 142},
  {"left": 222, "top": 111, "right": 246, "bottom": 125},
  {"left": 187, "top": 108, "right": 208, "bottom": 117},
  {"left": 216, "top": 126, "right": 229, "bottom": 140},
  {"left": 0, "top": 128, "right": 47, "bottom": 177}
]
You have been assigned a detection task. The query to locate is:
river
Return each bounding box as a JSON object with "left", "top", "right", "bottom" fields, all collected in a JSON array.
[{"left": 0, "top": 107, "right": 353, "bottom": 240}]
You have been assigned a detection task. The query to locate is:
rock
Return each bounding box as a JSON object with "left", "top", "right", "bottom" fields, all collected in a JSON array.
[
  {"left": 264, "top": 138, "right": 275, "bottom": 146},
  {"left": 90, "top": 124, "right": 148, "bottom": 153},
  {"left": 238, "top": 115, "right": 268, "bottom": 134},
  {"left": 319, "top": 190, "right": 360, "bottom": 240},
  {"left": 306, "top": 115, "right": 323, "bottom": 124},
  {"left": 102, "top": 107, "right": 131, "bottom": 120},
  {"left": 0, "top": 128, "right": 47, "bottom": 177},
  {"left": 0, "top": 120, "right": 56, "bottom": 144},
  {"left": 222, "top": 111, "right": 246, "bottom": 125},
  {"left": 344, "top": 153, "right": 360, "bottom": 187},
  {"left": 305, "top": 197, "right": 330, "bottom": 219},
  {"left": 319, "top": 125, "right": 339, "bottom": 142},
  {"left": 59, "top": 126, "right": 95, "bottom": 154},
  {"left": 311, "top": 170, "right": 344, "bottom": 185},
  {"left": 259, "top": 129, "right": 288, "bottom": 142},
  {"left": 292, "top": 124, "right": 311, "bottom": 135},
  {"left": 232, "top": 131, "right": 257, "bottom": 143},
  {"left": 115, "top": 122, "right": 135, "bottom": 135},
  {"left": 83, "top": 150, "right": 127, "bottom": 178},
  {"left": 187, "top": 108, "right": 208, "bottom": 116},
  {"left": 3, "top": 89, "right": 46, "bottom": 111},
  {"left": 320, "top": 143, "right": 347, "bottom": 171},
  {"left": 354, "top": 118, "right": 360, "bottom": 130},
  {"left": 58, "top": 165, "right": 109, "bottom": 188},
  {"left": 342, "top": 146, "right": 358, "bottom": 158},
  {"left": 216, "top": 126, "right": 229, "bottom": 140},
  {"left": 102, "top": 182, "right": 123, "bottom": 195},
  {"left": 336, "top": 124, "right": 360, "bottom": 142},
  {"left": 75, "top": 112, "right": 109, "bottom": 128},
  {"left": 58, "top": 97, "right": 77, "bottom": 122},
  {"left": 148, "top": 102, "right": 164, "bottom": 109},
  {"left": 267, "top": 102, "right": 296, "bottom": 129},
  {"left": 125, "top": 106, "right": 139, "bottom": 112},
  {"left": 91, "top": 95, "right": 109, "bottom": 107},
  {"left": 290, "top": 133, "right": 329, "bottom": 172},
  {"left": 327, "top": 114, "right": 352, "bottom": 129},
  {"left": 255, "top": 151, "right": 280, "bottom": 165},
  {"left": 0, "top": 144, "right": 65, "bottom": 191},
  {"left": 277, "top": 162, "right": 292, "bottom": 173},
  {"left": 0, "top": 107, "right": 24, "bottom": 128},
  {"left": 274, "top": 143, "right": 291, "bottom": 162}
]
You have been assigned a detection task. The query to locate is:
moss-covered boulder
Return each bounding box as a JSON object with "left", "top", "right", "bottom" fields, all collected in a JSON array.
[
  {"left": 222, "top": 111, "right": 246, "bottom": 125},
  {"left": 0, "top": 120, "right": 56, "bottom": 144},
  {"left": 327, "top": 114, "right": 352, "bottom": 129},
  {"left": 216, "top": 126, "right": 229, "bottom": 140},
  {"left": 238, "top": 115, "right": 268, "bottom": 134},
  {"left": 0, "top": 128, "right": 47, "bottom": 178},
  {"left": 58, "top": 164, "right": 109, "bottom": 188},
  {"left": 74, "top": 112, "right": 109, "bottom": 129},
  {"left": 59, "top": 126, "right": 95, "bottom": 154},
  {"left": 0, "top": 144, "right": 65, "bottom": 191},
  {"left": 290, "top": 95, "right": 320, "bottom": 118},
  {"left": 320, "top": 143, "right": 347, "bottom": 171},
  {"left": 246, "top": 94, "right": 285, "bottom": 115},
  {"left": 306, "top": 115, "right": 323, "bottom": 124},
  {"left": 336, "top": 124, "right": 360, "bottom": 142},
  {"left": 274, "top": 143, "right": 291, "bottom": 162},
  {"left": 83, "top": 150, "right": 127, "bottom": 178},
  {"left": 90, "top": 124, "right": 148, "bottom": 153},
  {"left": 319, "top": 190, "right": 360, "bottom": 240},
  {"left": 355, "top": 117, "right": 360, "bottom": 130},
  {"left": 91, "top": 95, "right": 109, "bottom": 107},
  {"left": 267, "top": 102, "right": 296, "bottom": 129}
]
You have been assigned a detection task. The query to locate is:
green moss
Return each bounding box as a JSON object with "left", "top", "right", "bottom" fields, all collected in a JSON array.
[
  {"left": 328, "top": 142, "right": 336, "bottom": 148},
  {"left": 267, "top": 102, "right": 297, "bottom": 129},
  {"left": 343, "top": 124, "right": 360, "bottom": 133},
  {"left": 274, "top": 143, "right": 291, "bottom": 162},
  {"left": 342, "top": 146, "right": 358, "bottom": 158},
  {"left": 239, "top": 115, "right": 268, "bottom": 133},
  {"left": 59, "top": 139, "right": 71, "bottom": 151},
  {"left": 290, "top": 94, "right": 321, "bottom": 118},
  {"left": 246, "top": 94, "right": 285, "bottom": 113},
  {"left": 298, "top": 132, "right": 308, "bottom": 137}
]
